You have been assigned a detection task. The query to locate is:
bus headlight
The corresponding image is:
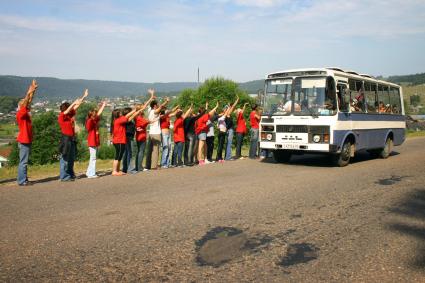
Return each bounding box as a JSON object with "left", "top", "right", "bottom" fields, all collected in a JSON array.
[
  {"left": 313, "top": 135, "right": 321, "bottom": 143},
  {"left": 266, "top": 133, "right": 273, "bottom": 141}
]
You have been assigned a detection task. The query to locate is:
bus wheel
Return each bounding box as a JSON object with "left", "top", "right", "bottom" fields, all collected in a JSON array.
[
  {"left": 273, "top": 150, "right": 292, "bottom": 163},
  {"left": 379, "top": 137, "right": 393, "bottom": 159},
  {"left": 332, "top": 140, "right": 351, "bottom": 167}
]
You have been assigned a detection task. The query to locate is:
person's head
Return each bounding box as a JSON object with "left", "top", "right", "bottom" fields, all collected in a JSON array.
[
  {"left": 122, "top": 107, "right": 132, "bottom": 116},
  {"left": 252, "top": 104, "right": 258, "bottom": 111},
  {"left": 176, "top": 110, "right": 183, "bottom": 119},
  {"left": 18, "top": 99, "right": 29, "bottom": 110},
  {"left": 150, "top": 100, "right": 158, "bottom": 109},
  {"left": 198, "top": 106, "right": 206, "bottom": 115},
  {"left": 87, "top": 108, "right": 97, "bottom": 119},
  {"left": 160, "top": 109, "right": 166, "bottom": 115},
  {"left": 60, "top": 102, "right": 70, "bottom": 112},
  {"left": 112, "top": 109, "right": 122, "bottom": 119}
]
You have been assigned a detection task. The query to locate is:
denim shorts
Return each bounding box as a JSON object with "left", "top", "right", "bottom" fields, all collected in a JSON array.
[{"left": 197, "top": 132, "right": 207, "bottom": 141}]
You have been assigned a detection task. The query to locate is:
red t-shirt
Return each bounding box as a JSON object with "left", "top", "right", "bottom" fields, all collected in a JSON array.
[
  {"left": 135, "top": 116, "right": 149, "bottom": 142},
  {"left": 58, "top": 109, "right": 76, "bottom": 136},
  {"left": 86, "top": 116, "right": 100, "bottom": 147},
  {"left": 112, "top": 116, "right": 128, "bottom": 144},
  {"left": 236, "top": 112, "right": 247, "bottom": 134},
  {"left": 160, "top": 114, "right": 170, "bottom": 130},
  {"left": 250, "top": 111, "right": 259, "bottom": 129},
  {"left": 173, "top": 117, "right": 185, "bottom": 142},
  {"left": 16, "top": 106, "right": 33, "bottom": 144},
  {"left": 195, "top": 113, "right": 209, "bottom": 135}
]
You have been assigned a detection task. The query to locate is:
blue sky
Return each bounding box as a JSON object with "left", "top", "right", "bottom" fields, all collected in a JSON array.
[{"left": 0, "top": 0, "right": 424, "bottom": 82}]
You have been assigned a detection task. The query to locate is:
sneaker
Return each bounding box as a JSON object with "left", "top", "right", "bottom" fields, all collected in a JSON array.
[
  {"left": 61, "top": 178, "right": 75, "bottom": 182},
  {"left": 239, "top": 157, "right": 245, "bottom": 160},
  {"left": 18, "top": 181, "right": 33, "bottom": 186},
  {"left": 87, "top": 175, "right": 99, "bottom": 179},
  {"left": 143, "top": 168, "right": 149, "bottom": 171},
  {"left": 198, "top": 160, "right": 206, "bottom": 166},
  {"left": 205, "top": 159, "right": 215, "bottom": 164},
  {"left": 218, "top": 159, "right": 225, "bottom": 163}
]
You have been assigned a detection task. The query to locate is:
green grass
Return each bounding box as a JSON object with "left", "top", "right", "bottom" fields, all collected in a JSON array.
[
  {"left": 0, "top": 123, "right": 18, "bottom": 139},
  {"left": 406, "top": 130, "right": 425, "bottom": 138}
]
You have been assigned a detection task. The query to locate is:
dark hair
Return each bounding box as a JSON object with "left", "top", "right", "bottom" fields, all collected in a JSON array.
[
  {"left": 122, "top": 107, "right": 132, "bottom": 115},
  {"left": 160, "top": 109, "right": 165, "bottom": 115},
  {"left": 176, "top": 110, "right": 183, "bottom": 118},
  {"left": 252, "top": 104, "right": 258, "bottom": 111},
  {"left": 198, "top": 107, "right": 206, "bottom": 115},
  {"left": 87, "top": 108, "right": 97, "bottom": 119},
  {"left": 60, "top": 102, "right": 70, "bottom": 112},
  {"left": 110, "top": 109, "right": 122, "bottom": 134},
  {"left": 150, "top": 100, "right": 158, "bottom": 109}
]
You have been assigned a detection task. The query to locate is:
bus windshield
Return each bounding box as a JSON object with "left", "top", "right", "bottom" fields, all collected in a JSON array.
[{"left": 264, "top": 77, "right": 337, "bottom": 116}]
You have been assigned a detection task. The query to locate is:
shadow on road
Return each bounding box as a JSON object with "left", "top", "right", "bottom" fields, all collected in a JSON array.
[
  {"left": 0, "top": 170, "right": 112, "bottom": 186},
  {"left": 262, "top": 151, "right": 400, "bottom": 168},
  {"left": 388, "top": 188, "right": 425, "bottom": 268}
]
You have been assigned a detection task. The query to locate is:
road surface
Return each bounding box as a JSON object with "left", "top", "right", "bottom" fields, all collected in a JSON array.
[{"left": 1, "top": 137, "right": 425, "bottom": 282}]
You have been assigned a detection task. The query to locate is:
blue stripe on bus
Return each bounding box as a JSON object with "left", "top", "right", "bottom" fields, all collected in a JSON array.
[
  {"left": 333, "top": 128, "right": 405, "bottom": 151},
  {"left": 337, "top": 113, "right": 405, "bottom": 122}
]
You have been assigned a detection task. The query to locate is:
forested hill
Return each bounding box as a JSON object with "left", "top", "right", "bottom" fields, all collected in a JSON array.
[
  {"left": 0, "top": 76, "right": 199, "bottom": 100},
  {"left": 387, "top": 73, "right": 425, "bottom": 86}
]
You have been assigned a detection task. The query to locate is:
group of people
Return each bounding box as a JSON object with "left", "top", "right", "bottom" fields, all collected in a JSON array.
[{"left": 15, "top": 80, "right": 263, "bottom": 185}]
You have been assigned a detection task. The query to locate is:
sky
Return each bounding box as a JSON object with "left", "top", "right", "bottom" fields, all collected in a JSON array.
[{"left": 0, "top": 0, "right": 424, "bottom": 82}]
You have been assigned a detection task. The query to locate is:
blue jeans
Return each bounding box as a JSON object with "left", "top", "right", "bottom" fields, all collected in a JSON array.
[
  {"left": 172, "top": 142, "right": 184, "bottom": 166},
  {"left": 60, "top": 141, "right": 76, "bottom": 181},
  {"left": 225, "top": 128, "right": 234, "bottom": 160},
  {"left": 134, "top": 140, "right": 146, "bottom": 171},
  {"left": 17, "top": 143, "right": 31, "bottom": 185},
  {"left": 122, "top": 138, "right": 134, "bottom": 173},
  {"left": 249, "top": 128, "right": 259, "bottom": 158},
  {"left": 86, "top": 146, "right": 97, "bottom": 177},
  {"left": 161, "top": 133, "right": 171, "bottom": 167},
  {"left": 184, "top": 133, "right": 196, "bottom": 165}
]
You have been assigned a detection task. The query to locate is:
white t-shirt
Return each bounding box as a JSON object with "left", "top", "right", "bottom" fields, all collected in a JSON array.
[
  {"left": 148, "top": 108, "right": 161, "bottom": 135},
  {"left": 218, "top": 116, "right": 227, "bottom": 132}
]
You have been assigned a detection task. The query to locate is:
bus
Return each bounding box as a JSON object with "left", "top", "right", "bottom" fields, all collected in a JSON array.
[{"left": 259, "top": 67, "right": 405, "bottom": 166}]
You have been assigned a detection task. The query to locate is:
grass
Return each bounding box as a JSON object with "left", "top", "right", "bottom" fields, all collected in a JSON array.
[
  {"left": 0, "top": 159, "right": 113, "bottom": 183},
  {"left": 406, "top": 130, "right": 425, "bottom": 138},
  {"left": 0, "top": 123, "right": 18, "bottom": 139}
]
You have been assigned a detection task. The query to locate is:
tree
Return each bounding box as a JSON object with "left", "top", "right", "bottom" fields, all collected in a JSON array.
[
  {"left": 0, "top": 96, "right": 19, "bottom": 113},
  {"left": 75, "top": 102, "right": 97, "bottom": 126}
]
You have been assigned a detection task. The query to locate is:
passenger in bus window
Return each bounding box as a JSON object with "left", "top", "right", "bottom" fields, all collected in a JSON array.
[
  {"left": 378, "top": 101, "right": 386, "bottom": 113},
  {"left": 392, "top": 105, "right": 399, "bottom": 114}
]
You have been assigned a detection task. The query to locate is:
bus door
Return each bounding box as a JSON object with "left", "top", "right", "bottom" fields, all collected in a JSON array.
[{"left": 336, "top": 82, "right": 352, "bottom": 145}]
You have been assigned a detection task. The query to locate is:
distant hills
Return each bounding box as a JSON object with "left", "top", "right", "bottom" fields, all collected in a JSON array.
[{"left": 0, "top": 72, "right": 423, "bottom": 100}]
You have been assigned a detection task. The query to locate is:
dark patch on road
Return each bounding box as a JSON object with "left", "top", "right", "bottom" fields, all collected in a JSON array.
[
  {"left": 279, "top": 243, "right": 319, "bottom": 267},
  {"left": 195, "top": 227, "right": 274, "bottom": 267},
  {"left": 104, "top": 211, "right": 120, "bottom": 216},
  {"left": 290, "top": 213, "right": 302, "bottom": 219},
  {"left": 376, "top": 175, "right": 409, "bottom": 186}
]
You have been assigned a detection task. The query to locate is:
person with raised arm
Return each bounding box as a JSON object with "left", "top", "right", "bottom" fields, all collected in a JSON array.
[
  {"left": 235, "top": 102, "right": 249, "bottom": 159},
  {"left": 111, "top": 104, "right": 146, "bottom": 176},
  {"left": 132, "top": 92, "right": 156, "bottom": 172},
  {"left": 160, "top": 104, "right": 180, "bottom": 168},
  {"left": 249, "top": 104, "right": 261, "bottom": 159},
  {"left": 215, "top": 105, "right": 230, "bottom": 163},
  {"left": 225, "top": 95, "right": 239, "bottom": 160},
  {"left": 58, "top": 89, "right": 89, "bottom": 181},
  {"left": 85, "top": 101, "right": 106, "bottom": 178},
  {"left": 145, "top": 91, "right": 169, "bottom": 170},
  {"left": 171, "top": 105, "right": 192, "bottom": 167},
  {"left": 16, "top": 79, "right": 37, "bottom": 186},
  {"left": 195, "top": 102, "right": 219, "bottom": 166}
]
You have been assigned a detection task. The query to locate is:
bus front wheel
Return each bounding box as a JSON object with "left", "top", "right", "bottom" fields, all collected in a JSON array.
[
  {"left": 332, "top": 140, "right": 351, "bottom": 167},
  {"left": 379, "top": 137, "right": 393, "bottom": 159},
  {"left": 273, "top": 150, "right": 292, "bottom": 163}
]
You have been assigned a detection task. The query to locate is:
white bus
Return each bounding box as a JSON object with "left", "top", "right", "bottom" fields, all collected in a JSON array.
[{"left": 259, "top": 67, "right": 405, "bottom": 166}]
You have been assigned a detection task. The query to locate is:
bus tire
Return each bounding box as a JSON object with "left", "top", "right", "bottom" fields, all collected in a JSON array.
[
  {"left": 273, "top": 150, "right": 292, "bottom": 163},
  {"left": 332, "top": 140, "right": 351, "bottom": 167},
  {"left": 379, "top": 137, "right": 393, "bottom": 159}
]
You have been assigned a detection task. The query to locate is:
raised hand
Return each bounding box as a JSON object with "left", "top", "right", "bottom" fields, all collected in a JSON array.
[
  {"left": 148, "top": 88, "right": 155, "bottom": 97},
  {"left": 83, "top": 89, "right": 89, "bottom": 98},
  {"left": 27, "top": 79, "right": 38, "bottom": 95}
]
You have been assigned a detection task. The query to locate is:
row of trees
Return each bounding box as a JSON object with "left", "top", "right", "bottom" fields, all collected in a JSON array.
[{"left": 8, "top": 77, "right": 255, "bottom": 166}]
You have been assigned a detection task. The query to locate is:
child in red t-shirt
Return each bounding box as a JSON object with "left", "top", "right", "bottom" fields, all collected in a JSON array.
[
  {"left": 134, "top": 111, "right": 157, "bottom": 172},
  {"left": 235, "top": 102, "right": 249, "bottom": 159},
  {"left": 85, "top": 102, "right": 106, "bottom": 178},
  {"left": 196, "top": 102, "right": 219, "bottom": 165},
  {"left": 171, "top": 106, "right": 193, "bottom": 167}
]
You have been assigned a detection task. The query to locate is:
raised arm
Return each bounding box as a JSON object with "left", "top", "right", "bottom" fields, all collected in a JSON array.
[
  {"left": 141, "top": 90, "right": 156, "bottom": 111},
  {"left": 241, "top": 102, "right": 248, "bottom": 114},
  {"left": 168, "top": 104, "right": 180, "bottom": 117},
  {"left": 21, "top": 79, "right": 38, "bottom": 108},
  {"left": 96, "top": 101, "right": 107, "bottom": 116},
  {"left": 227, "top": 96, "right": 240, "bottom": 116},
  {"left": 73, "top": 89, "right": 89, "bottom": 111},
  {"left": 182, "top": 104, "right": 193, "bottom": 119},
  {"left": 126, "top": 106, "right": 140, "bottom": 121},
  {"left": 208, "top": 102, "right": 219, "bottom": 117},
  {"left": 154, "top": 95, "right": 170, "bottom": 114}
]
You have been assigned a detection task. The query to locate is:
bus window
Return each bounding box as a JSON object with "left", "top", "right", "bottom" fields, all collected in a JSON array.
[
  {"left": 365, "top": 81, "right": 378, "bottom": 113},
  {"left": 348, "top": 79, "right": 365, "bottom": 113},
  {"left": 337, "top": 83, "right": 349, "bottom": 112},
  {"left": 378, "top": 85, "right": 391, "bottom": 113},
  {"left": 390, "top": 87, "right": 401, "bottom": 114},
  {"left": 325, "top": 77, "right": 337, "bottom": 111}
]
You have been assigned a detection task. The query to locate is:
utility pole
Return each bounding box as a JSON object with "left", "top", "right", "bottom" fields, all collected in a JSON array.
[{"left": 197, "top": 67, "right": 200, "bottom": 87}]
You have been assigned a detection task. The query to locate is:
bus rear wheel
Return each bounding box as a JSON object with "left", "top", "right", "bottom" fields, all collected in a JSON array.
[
  {"left": 332, "top": 140, "right": 351, "bottom": 167},
  {"left": 379, "top": 137, "right": 393, "bottom": 159},
  {"left": 273, "top": 150, "right": 292, "bottom": 163}
]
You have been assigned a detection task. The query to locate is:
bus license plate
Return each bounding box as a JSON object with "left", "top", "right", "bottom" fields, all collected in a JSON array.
[{"left": 282, "top": 144, "right": 300, "bottom": 150}]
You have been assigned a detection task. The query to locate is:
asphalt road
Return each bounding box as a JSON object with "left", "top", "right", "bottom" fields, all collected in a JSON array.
[{"left": 1, "top": 137, "right": 425, "bottom": 282}]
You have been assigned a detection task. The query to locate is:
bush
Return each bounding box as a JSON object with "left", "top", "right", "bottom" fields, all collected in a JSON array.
[
  {"left": 98, "top": 145, "right": 115, "bottom": 160},
  {"left": 7, "top": 141, "right": 19, "bottom": 166}
]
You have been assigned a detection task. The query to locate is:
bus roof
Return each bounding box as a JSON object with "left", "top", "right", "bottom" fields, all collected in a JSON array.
[{"left": 266, "top": 67, "right": 401, "bottom": 88}]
